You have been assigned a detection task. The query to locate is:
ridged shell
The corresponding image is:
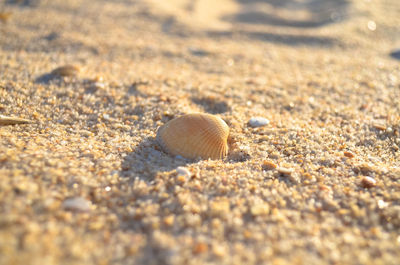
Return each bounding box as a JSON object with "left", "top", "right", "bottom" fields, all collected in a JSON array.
[
  {"left": 51, "top": 65, "right": 80, "bottom": 77},
  {"left": 156, "top": 113, "right": 229, "bottom": 160}
]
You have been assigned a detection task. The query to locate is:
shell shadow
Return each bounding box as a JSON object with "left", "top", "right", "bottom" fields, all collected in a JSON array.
[
  {"left": 34, "top": 73, "right": 57, "bottom": 84},
  {"left": 119, "top": 136, "right": 193, "bottom": 182},
  {"left": 390, "top": 49, "right": 400, "bottom": 60},
  {"left": 34, "top": 72, "right": 79, "bottom": 84}
]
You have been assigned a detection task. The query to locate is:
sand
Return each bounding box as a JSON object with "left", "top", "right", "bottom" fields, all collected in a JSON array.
[{"left": 1, "top": 0, "right": 400, "bottom": 264}]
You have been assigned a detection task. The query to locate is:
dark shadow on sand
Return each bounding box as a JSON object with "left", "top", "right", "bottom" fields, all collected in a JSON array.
[
  {"left": 229, "top": 0, "right": 348, "bottom": 28},
  {"left": 207, "top": 30, "right": 337, "bottom": 46},
  {"left": 232, "top": 11, "right": 338, "bottom": 28},
  {"left": 191, "top": 96, "right": 231, "bottom": 114},
  {"left": 119, "top": 135, "right": 251, "bottom": 182},
  {"left": 5, "top": 0, "right": 41, "bottom": 7},
  {"left": 34, "top": 73, "right": 58, "bottom": 84},
  {"left": 160, "top": 0, "right": 348, "bottom": 47},
  {"left": 119, "top": 136, "right": 192, "bottom": 182},
  {"left": 390, "top": 49, "right": 400, "bottom": 60}
]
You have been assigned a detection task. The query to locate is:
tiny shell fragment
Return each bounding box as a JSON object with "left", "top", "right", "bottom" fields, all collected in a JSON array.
[
  {"left": 248, "top": 117, "right": 270, "bottom": 127},
  {"left": 156, "top": 113, "right": 229, "bottom": 160},
  {"left": 361, "top": 176, "right": 376, "bottom": 188},
  {"left": 51, "top": 65, "right": 80, "bottom": 77},
  {"left": 62, "top": 197, "right": 92, "bottom": 212},
  {"left": 0, "top": 115, "right": 31, "bottom": 126}
]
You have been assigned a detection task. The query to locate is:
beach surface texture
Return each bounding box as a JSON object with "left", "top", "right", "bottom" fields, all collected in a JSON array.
[{"left": 1, "top": 0, "right": 400, "bottom": 264}]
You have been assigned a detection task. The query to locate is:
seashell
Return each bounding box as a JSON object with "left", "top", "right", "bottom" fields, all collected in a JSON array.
[
  {"left": 51, "top": 64, "right": 80, "bottom": 77},
  {"left": 62, "top": 197, "right": 92, "bottom": 212},
  {"left": 0, "top": 115, "right": 31, "bottom": 126},
  {"left": 156, "top": 113, "right": 229, "bottom": 160}
]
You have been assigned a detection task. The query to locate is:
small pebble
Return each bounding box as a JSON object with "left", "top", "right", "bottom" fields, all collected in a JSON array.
[
  {"left": 176, "top": 166, "right": 191, "bottom": 177},
  {"left": 377, "top": 200, "right": 388, "bottom": 209},
  {"left": 372, "top": 122, "right": 386, "bottom": 131},
  {"left": 193, "top": 242, "right": 208, "bottom": 254},
  {"left": 277, "top": 167, "right": 294, "bottom": 176},
  {"left": 248, "top": 117, "right": 270, "bottom": 128},
  {"left": 62, "top": 197, "right": 92, "bottom": 212},
  {"left": 361, "top": 176, "right": 376, "bottom": 188},
  {"left": 367, "top": 20, "right": 377, "bottom": 31},
  {"left": 262, "top": 160, "right": 277, "bottom": 170},
  {"left": 343, "top": 151, "right": 355, "bottom": 158}
]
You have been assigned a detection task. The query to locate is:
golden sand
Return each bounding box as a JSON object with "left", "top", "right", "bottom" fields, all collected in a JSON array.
[{"left": 1, "top": 0, "right": 400, "bottom": 264}]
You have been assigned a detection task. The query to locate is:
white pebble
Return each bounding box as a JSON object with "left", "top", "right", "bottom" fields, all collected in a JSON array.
[
  {"left": 277, "top": 167, "right": 294, "bottom": 176},
  {"left": 176, "top": 166, "right": 191, "bottom": 177},
  {"left": 249, "top": 117, "right": 270, "bottom": 127},
  {"left": 377, "top": 200, "right": 388, "bottom": 209},
  {"left": 62, "top": 197, "right": 92, "bottom": 212},
  {"left": 93, "top": 82, "right": 105, "bottom": 89}
]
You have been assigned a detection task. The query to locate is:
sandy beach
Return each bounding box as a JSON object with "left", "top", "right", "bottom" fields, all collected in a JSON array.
[{"left": 1, "top": 0, "right": 400, "bottom": 264}]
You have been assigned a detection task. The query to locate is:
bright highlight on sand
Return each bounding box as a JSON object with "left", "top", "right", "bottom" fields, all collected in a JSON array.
[{"left": 367, "top": 20, "right": 377, "bottom": 31}]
